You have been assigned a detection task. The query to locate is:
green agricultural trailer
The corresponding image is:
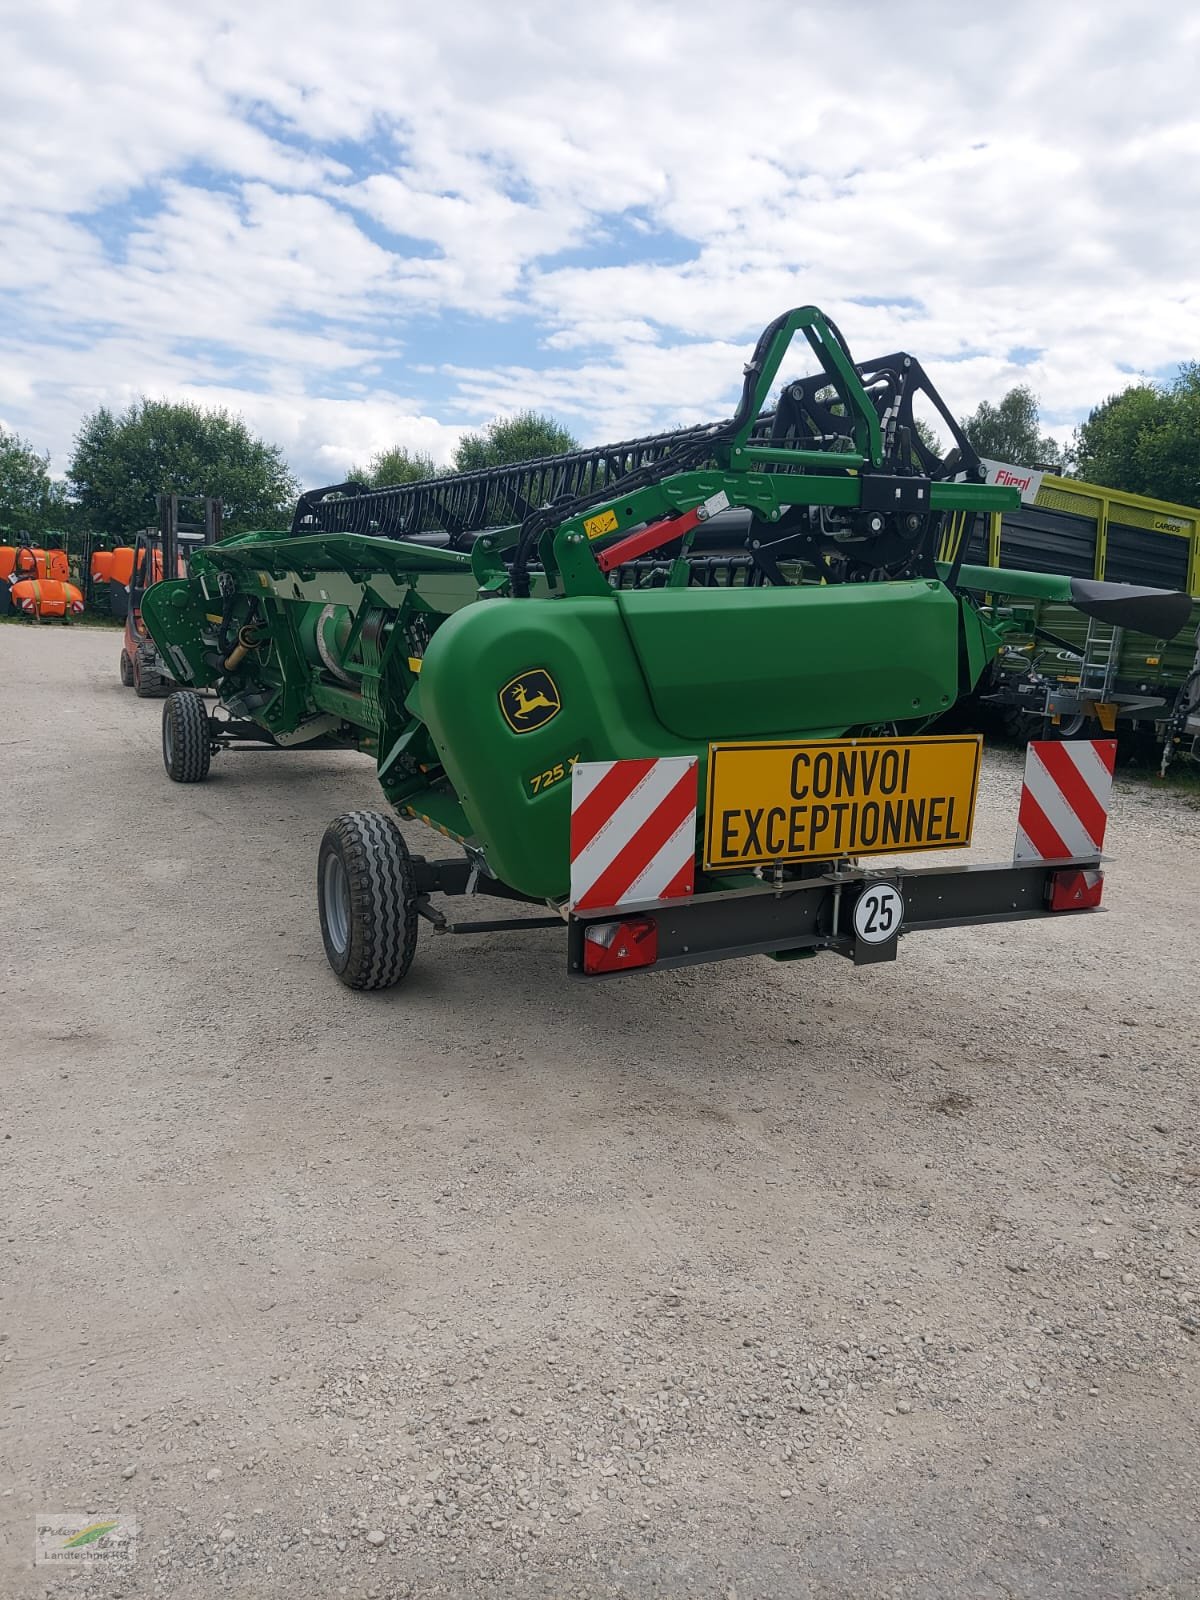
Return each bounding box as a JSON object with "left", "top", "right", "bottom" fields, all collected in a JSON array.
[
  {"left": 141, "top": 307, "right": 1190, "bottom": 989},
  {"left": 937, "top": 469, "right": 1200, "bottom": 756},
  {"left": 983, "top": 594, "right": 1200, "bottom": 751}
]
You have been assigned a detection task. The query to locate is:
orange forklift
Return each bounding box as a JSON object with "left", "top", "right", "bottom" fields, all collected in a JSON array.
[{"left": 120, "top": 496, "right": 222, "bottom": 696}]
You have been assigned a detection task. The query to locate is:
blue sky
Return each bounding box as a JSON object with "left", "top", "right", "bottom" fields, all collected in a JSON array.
[{"left": 1, "top": 0, "right": 1198, "bottom": 489}]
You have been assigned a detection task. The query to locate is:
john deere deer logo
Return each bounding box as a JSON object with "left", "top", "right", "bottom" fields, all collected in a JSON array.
[{"left": 499, "top": 669, "right": 562, "bottom": 733}]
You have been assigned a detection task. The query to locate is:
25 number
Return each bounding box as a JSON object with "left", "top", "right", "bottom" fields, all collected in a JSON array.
[
  {"left": 852, "top": 883, "right": 904, "bottom": 945},
  {"left": 861, "top": 892, "right": 894, "bottom": 935}
]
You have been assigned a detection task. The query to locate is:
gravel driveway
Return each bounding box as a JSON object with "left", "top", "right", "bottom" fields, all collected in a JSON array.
[{"left": 2, "top": 624, "right": 1198, "bottom": 1599}]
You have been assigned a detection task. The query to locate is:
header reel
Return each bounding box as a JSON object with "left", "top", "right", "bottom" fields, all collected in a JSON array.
[{"left": 290, "top": 307, "right": 991, "bottom": 592}]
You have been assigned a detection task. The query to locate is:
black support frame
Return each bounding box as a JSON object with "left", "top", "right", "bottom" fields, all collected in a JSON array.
[
  {"left": 565, "top": 857, "right": 1101, "bottom": 977},
  {"left": 395, "top": 849, "right": 1103, "bottom": 978}
]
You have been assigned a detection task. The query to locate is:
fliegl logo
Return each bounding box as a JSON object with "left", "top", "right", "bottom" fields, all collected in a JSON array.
[{"left": 499, "top": 669, "right": 562, "bottom": 734}]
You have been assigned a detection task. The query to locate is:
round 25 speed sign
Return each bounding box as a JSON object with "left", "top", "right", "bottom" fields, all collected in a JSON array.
[{"left": 852, "top": 882, "right": 904, "bottom": 945}]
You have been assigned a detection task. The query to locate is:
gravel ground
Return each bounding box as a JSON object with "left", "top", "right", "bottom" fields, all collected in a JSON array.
[{"left": 2, "top": 625, "right": 1199, "bottom": 1600}]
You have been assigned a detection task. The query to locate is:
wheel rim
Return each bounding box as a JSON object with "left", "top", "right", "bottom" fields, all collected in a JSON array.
[{"left": 323, "top": 851, "right": 351, "bottom": 955}]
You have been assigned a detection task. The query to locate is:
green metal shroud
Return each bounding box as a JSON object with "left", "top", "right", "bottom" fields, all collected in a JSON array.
[{"left": 141, "top": 305, "right": 1185, "bottom": 902}]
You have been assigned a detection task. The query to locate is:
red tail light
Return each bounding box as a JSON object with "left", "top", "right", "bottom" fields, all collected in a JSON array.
[
  {"left": 582, "top": 915, "right": 658, "bottom": 974},
  {"left": 1048, "top": 867, "right": 1104, "bottom": 911}
]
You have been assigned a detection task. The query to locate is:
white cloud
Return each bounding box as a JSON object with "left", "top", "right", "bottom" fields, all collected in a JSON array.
[
  {"left": 168, "top": 387, "right": 469, "bottom": 478},
  {"left": 1, "top": 0, "right": 1198, "bottom": 487}
]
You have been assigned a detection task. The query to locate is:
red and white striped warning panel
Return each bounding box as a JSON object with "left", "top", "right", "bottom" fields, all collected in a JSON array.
[
  {"left": 569, "top": 756, "right": 698, "bottom": 912},
  {"left": 1013, "top": 739, "right": 1117, "bottom": 863}
]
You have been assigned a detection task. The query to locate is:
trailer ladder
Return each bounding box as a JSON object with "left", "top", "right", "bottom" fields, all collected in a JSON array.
[{"left": 1077, "top": 619, "right": 1122, "bottom": 704}]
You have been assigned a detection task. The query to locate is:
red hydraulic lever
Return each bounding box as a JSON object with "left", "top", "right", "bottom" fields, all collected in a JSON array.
[{"left": 594, "top": 506, "right": 703, "bottom": 574}]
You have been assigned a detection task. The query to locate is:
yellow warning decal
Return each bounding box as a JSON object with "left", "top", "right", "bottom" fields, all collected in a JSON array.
[
  {"left": 583, "top": 509, "right": 619, "bottom": 540},
  {"left": 704, "top": 735, "right": 982, "bottom": 869},
  {"left": 407, "top": 657, "right": 423, "bottom": 673}
]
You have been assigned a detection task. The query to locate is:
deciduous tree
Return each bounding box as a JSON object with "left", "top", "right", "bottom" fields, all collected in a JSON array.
[
  {"left": 68, "top": 399, "right": 297, "bottom": 537},
  {"left": 961, "top": 386, "right": 1063, "bottom": 468},
  {"left": 348, "top": 446, "right": 438, "bottom": 487},
  {"left": 451, "top": 412, "right": 577, "bottom": 472},
  {"left": 1073, "top": 367, "right": 1200, "bottom": 506},
  {"left": 0, "top": 427, "right": 69, "bottom": 541}
]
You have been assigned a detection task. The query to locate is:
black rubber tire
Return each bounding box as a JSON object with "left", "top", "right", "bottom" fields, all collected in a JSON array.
[
  {"left": 317, "top": 810, "right": 419, "bottom": 991},
  {"left": 999, "top": 704, "right": 1036, "bottom": 745},
  {"left": 133, "top": 644, "right": 169, "bottom": 698},
  {"left": 119, "top": 649, "right": 134, "bottom": 687},
  {"left": 162, "top": 690, "right": 211, "bottom": 783}
]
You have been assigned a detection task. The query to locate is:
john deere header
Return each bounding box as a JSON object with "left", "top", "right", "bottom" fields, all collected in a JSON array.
[{"left": 142, "top": 306, "right": 1190, "bottom": 988}]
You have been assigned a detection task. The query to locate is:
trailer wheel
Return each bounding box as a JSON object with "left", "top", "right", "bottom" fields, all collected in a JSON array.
[
  {"left": 119, "top": 650, "right": 134, "bottom": 687},
  {"left": 318, "top": 811, "right": 419, "bottom": 991},
  {"left": 999, "top": 704, "right": 1034, "bottom": 744},
  {"left": 162, "top": 690, "right": 212, "bottom": 783}
]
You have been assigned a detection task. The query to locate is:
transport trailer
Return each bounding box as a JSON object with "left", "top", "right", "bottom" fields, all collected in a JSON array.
[
  {"left": 942, "top": 464, "right": 1200, "bottom": 596},
  {"left": 140, "top": 306, "right": 1190, "bottom": 989},
  {"left": 937, "top": 465, "right": 1200, "bottom": 747},
  {"left": 977, "top": 591, "right": 1200, "bottom": 743}
]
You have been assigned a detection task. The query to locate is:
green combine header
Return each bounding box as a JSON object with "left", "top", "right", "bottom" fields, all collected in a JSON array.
[{"left": 142, "top": 307, "right": 1190, "bottom": 988}]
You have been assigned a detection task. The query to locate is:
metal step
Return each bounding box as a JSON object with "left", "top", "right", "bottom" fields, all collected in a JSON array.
[{"left": 1077, "top": 619, "right": 1122, "bottom": 701}]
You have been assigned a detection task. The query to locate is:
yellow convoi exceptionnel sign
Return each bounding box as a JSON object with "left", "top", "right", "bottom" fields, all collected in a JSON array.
[{"left": 703, "top": 734, "right": 983, "bottom": 869}]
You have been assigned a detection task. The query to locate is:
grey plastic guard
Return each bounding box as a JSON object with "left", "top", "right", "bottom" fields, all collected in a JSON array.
[{"left": 1068, "top": 579, "right": 1192, "bottom": 638}]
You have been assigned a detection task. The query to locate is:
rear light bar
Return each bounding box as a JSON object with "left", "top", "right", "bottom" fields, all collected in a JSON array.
[
  {"left": 582, "top": 915, "right": 658, "bottom": 974},
  {"left": 1048, "top": 867, "right": 1104, "bottom": 911}
]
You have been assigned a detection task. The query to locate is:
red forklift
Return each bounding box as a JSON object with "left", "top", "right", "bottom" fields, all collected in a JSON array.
[{"left": 120, "top": 496, "right": 221, "bottom": 696}]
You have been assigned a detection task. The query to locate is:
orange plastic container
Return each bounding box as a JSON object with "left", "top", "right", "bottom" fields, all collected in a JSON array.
[
  {"left": 11, "top": 578, "right": 85, "bottom": 619},
  {"left": 0, "top": 546, "right": 15, "bottom": 582},
  {"left": 109, "top": 546, "right": 135, "bottom": 586},
  {"left": 90, "top": 549, "right": 114, "bottom": 583},
  {"left": 13, "top": 547, "right": 47, "bottom": 580}
]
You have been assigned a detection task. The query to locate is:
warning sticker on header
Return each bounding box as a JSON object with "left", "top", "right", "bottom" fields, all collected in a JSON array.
[
  {"left": 703, "top": 735, "right": 982, "bottom": 869},
  {"left": 583, "top": 508, "right": 620, "bottom": 540}
]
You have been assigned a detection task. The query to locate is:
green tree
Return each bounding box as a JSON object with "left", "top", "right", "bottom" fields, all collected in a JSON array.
[
  {"left": 67, "top": 399, "right": 298, "bottom": 538},
  {"left": 1073, "top": 367, "right": 1200, "bottom": 506},
  {"left": 348, "top": 445, "right": 438, "bottom": 487},
  {"left": 451, "top": 411, "right": 577, "bottom": 472},
  {"left": 912, "top": 418, "right": 940, "bottom": 454},
  {"left": 960, "top": 385, "right": 1063, "bottom": 468},
  {"left": 0, "top": 426, "right": 70, "bottom": 542}
]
